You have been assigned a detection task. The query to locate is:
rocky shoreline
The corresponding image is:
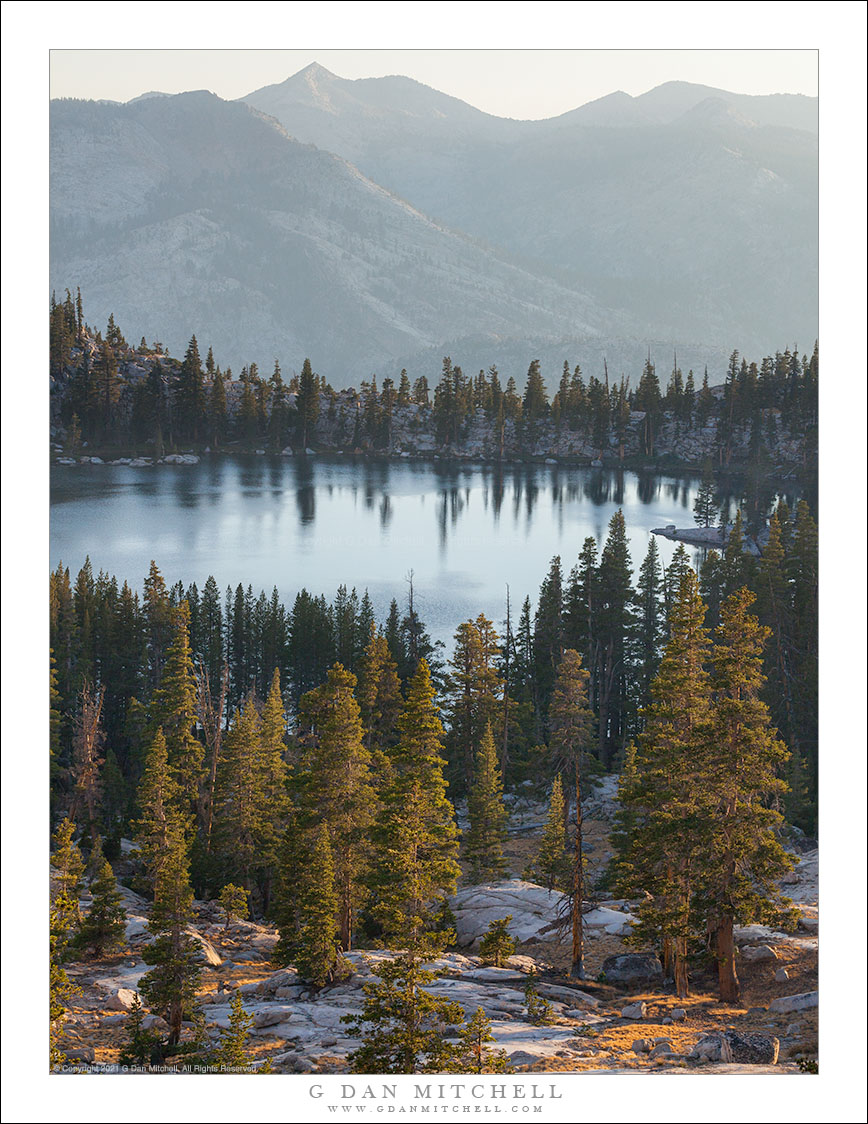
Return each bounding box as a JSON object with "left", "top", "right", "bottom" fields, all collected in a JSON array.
[{"left": 51, "top": 446, "right": 808, "bottom": 484}]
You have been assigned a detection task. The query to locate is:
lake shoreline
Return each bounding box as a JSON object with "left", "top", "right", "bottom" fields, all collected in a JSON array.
[{"left": 50, "top": 445, "right": 810, "bottom": 485}]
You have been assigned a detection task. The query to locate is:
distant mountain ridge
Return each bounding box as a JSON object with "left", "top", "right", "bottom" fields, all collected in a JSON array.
[
  {"left": 242, "top": 67, "right": 818, "bottom": 356},
  {"left": 50, "top": 92, "right": 647, "bottom": 383},
  {"left": 49, "top": 69, "right": 816, "bottom": 387}
]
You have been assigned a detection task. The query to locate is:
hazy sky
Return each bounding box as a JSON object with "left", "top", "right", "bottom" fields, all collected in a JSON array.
[{"left": 49, "top": 48, "right": 817, "bottom": 119}]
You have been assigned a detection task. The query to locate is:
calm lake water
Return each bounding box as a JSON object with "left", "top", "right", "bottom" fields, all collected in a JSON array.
[{"left": 49, "top": 456, "right": 798, "bottom": 650}]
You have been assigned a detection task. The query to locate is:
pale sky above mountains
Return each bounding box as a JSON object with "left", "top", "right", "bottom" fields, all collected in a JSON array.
[{"left": 49, "top": 48, "right": 817, "bottom": 120}]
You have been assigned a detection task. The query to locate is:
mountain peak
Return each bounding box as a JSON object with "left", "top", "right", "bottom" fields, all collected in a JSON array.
[
  {"left": 297, "top": 61, "right": 339, "bottom": 83},
  {"left": 127, "top": 90, "right": 172, "bottom": 105}
]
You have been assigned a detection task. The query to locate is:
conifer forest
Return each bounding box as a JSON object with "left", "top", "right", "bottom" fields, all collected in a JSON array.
[
  {"left": 49, "top": 302, "right": 820, "bottom": 1078},
  {"left": 40, "top": 48, "right": 828, "bottom": 1090}
]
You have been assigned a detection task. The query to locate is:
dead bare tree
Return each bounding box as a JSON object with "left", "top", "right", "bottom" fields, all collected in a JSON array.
[{"left": 69, "top": 683, "right": 106, "bottom": 839}]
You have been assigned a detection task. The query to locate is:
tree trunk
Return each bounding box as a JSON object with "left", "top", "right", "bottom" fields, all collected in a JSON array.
[
  {"left": 716, "top": 915, "right": 740, "bottom": 1002},
  {"left": 673, "top": 937, "right": 689, "bottom": 999},
  {"left": 168, "top": 921, "right": 182, "bottom": 1046},
  {"left": 662, "top": 936, "right": 673, "bottom": 980},
  {"left": 570, "top": 761, "right": 585, "bottom": 979},
  {"left": 339, "top": 866, "right": 353, "bottom": 951}
]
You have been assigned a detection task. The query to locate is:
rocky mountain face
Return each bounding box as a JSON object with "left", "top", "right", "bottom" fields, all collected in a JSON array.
[
  {"left": 50, "top": 92, "right": 643, "bottom": 385},
  {"left": 50, "top": 70, "right": 816, "bottom": 389},
  {"left": 244, "top": 67, "right": 818, "bottom": 356}
]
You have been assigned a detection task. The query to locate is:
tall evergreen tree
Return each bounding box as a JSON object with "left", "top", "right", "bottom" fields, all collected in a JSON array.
[
  {"left": 722, "top": 510, "right": 755, "bottom": 595},
  {"left": 94, "top": 339, "right": 122, "bottom": 440},
  {"left": 463, "top": 722, "right": 508, "bottom": 883},
  {"left": 635, "top": 537, "right": 664, "bottom": 700},
  {"left": 296, "top": 664, "right": 375, "bottom": 949},
  {"left": 296, "top": 358, "right": 320, "bottom": 449},
  {"left": 596, "top": 511, "right": 636, "bottom": 768},
  {"left": 702, "top": 587, "right": 797, "bottom": 1001},
  {"left": 139, "top": 816, "right": 201, "bottom": 1046},
  {"left": 521, "top": 359, "right": 549, "bottom": 421},
  {"left": 445, "top": 614, "right": 504, "bottom": 790},
  {"left": 51, "top": 818, "right": 86, "bottom": 936},
  {"left": 356, "top": 626, "right": 403, "bottom": 765},
  {"left": 177, "top": 335, "right": 205, "bottom": 442},
  {"left": 213, "top": 697, "right": 271, "bottom": 894},
  {"left": 635, "top": 357, "right": 662, "bottom": 456},
  {"left": 548, "top": 650, "right": 594, "bottom": 978},
  {"left": 526, "top": 775, "right": 570, "bottom": 890},
  {"left": 208, "top": 368, "right": 228, "bottom": 448},
  {"left": 613, "top": 569, "right": 712, "bottom": 997},
  {"left": 293, "top": 823, "right": 348, "bottom": 988},
  {"left": 533, "top": 556, "right": 564, "bottom": 729},
  {"left": 692, "top": 459, "right": 719, "bottom": 527},
  {"left": 370, "top": 659, "right": 460, "bottom": 945},
  {"left": 135, "top": 727, "right": 185, "bottom": 885},
  {"left": 151, "top": 603, "right": 203, "bottom": 818}
]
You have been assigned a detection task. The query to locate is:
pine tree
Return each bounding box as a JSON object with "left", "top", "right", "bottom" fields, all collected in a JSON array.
[
  {"left": 94, "top": 338, "right": 122, "bottom": 439},
  {"left": 527, "top": 775, "right": 570, "bottom": 890},
  {"left": 549, "top": 649, "right": 594, "bottom": 978},
  {"left": 118, "top": 993, "right": 161, "bottom": 1067},
  {"left": 213, "top": 697, "right": 270, "bottom": 893},
  {"left": 294, "top": 823, "right": 348, "bottom": 988},
  {"left": 50, "top": 820, "right": 84, "bottom": 1065},
  {"left": 523, "top": 975, "right": 554, "bottom": 1026},
  {"left": 49, "top": 922, "right": 80, "bottom": 1067},
  {"left": 295, "top": 664, "right": 375, "bottom": 950},
  {"left": 533, "top": 556, "right": 565, "bottom": 729},
  {"left": 663, "top": 543, "right": 694, "bottom": 633},
  {"left": 256, "top": 668, "right": 290, "bottom": 908},
  {"left": 209, "top": 369, "right": 228, "bottom": 448},
  {"left": 612, "top": 570, "right": 712, "bottom": 998},
  {"left": 370, "top": 659, "right": 460, "bottom": 946},
  {"left": 451, "top": 1007, "right": 512, "bottom": 1073},
  {"left": 702, "top": 587, "right": 798, "bottom": 1002},
  {"left": 139, "top": 816, "right": 201, "bottom": 1046},
  {"left": 219, "top": 884, "right": 249, "bottom": 930},
  {"left": 357, "top": 625, "right": 403, "bottom": 764},
  {"left": 75, "top": 858, "right": 127, "bottom": 957},
  {"left": 521, "top": 359, "right": 549, "bottom": 421},
  {"left": 596, "top": 511, "right": 636, "bottom": 768},
  {"left": 445, "top": 615, "right": 504, "bottom": 791},
  {"left": 152, "top": 602, "right": 203, "bottom": 817},
  {"left": 297, "top": 358, "right": 320, "bottom": 449},
  {"left": 635, "top": 357, "right": 662, "bottom": 455},
  {"left": 693, "top": 458, "right": 719, "bottom": 527},
  {"left": 464, "top": 722, "right": 508, "bottom": 883},
  {"left": 51, "top": 818, "right": 86, "bottom": 937},
  {"left": 478, "top": 916, "right": 515, "bottom": 966},
  {"left": 635, "top": 537, "right": 664, "bottom": 700},
  {"left": 722, "top": 510, "right": 755, "bottom": 595},
  {"left": 343, "top": 942, "right": 464, "bottom": 1074},
  {"left": 213, "top": 991, "right": 255, "bottom": 1072},
  {"left": 563, "top": 537, "right": 598, "bottom": 688},
  {"left": 143, "top": 561, "right": 173, "bottom": 690},
  {"left": 135, "top": 727, "right": 184, "bottom": 883},
  {"left": 699, "top": 549, "right": 724, "bottom": 633},
  {"left": 177, "top": 335, "right": 205, "bottom": 442}
]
